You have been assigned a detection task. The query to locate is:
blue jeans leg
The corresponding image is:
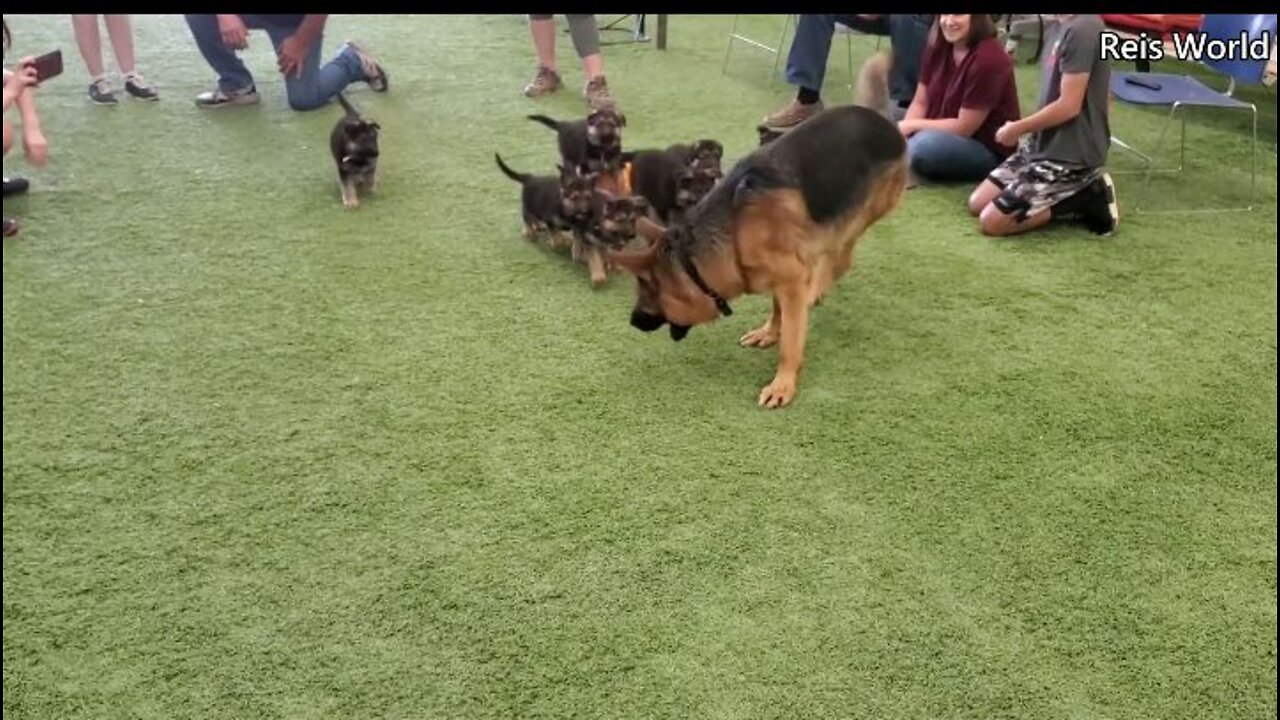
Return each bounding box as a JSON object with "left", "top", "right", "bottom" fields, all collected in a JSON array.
[
  {"left": 908, "top": 130, "right": 1001, "bottom": 183},
  {"left": 184, "top": 14, "right": 255, "bottom": 93},
  {"left": 254, "top": 22, "right": 364, "bottom": 111},
  {"left": 784, "top": 15, "right": 838, "bottom": 91}
]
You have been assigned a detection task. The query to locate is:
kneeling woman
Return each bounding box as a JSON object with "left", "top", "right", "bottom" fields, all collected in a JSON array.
[{"left": 898, "top": 14, "right": 1020, "bottom": 185}]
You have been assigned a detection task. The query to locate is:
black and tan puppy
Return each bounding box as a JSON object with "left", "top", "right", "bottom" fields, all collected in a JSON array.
[
  {"left": 609, "top": 105, "right": 908, "bottom": 409},
  {"left": 330, "top": 93, "right": 380, "bottom": 208},
  {"left": 622, "top": 141, "right": 723, "bottom": 224},
  {"left": 570, "top": 192, "right": 649, "bottom": 286},
  {"left": 494, "top": 153, "right": 596, "bottom": 244},
  {"left": 527, "top": 108, "right": 627, "bottom": 175}
]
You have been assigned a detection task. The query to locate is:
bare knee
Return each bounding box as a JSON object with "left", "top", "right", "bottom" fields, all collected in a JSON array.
[{"left": 967, "top": 192, "right": 985, "bottom": 217}]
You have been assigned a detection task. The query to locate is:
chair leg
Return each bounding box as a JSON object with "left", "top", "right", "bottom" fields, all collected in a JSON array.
[
  {"left": 846, "top": 29, "right": 855, "bottom": 91},
  {"left": 1248, "top": 103, "right": 1258, "bottom": 211},
  {"left": 722, "top": 15, "right": 740, "bottom": 76},
  {"left": 770, "top": 15, "right": 795, "bottom": 87}
]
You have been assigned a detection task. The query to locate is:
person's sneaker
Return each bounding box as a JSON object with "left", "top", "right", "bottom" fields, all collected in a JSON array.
[
  {"left": 1077, "top": 171, "right": 1119, "bottom": 236},
  {"left": 583, "top": 75, "right": 615, "bottom": 111},
  {"left": 345, "top": 41, "right": 388, "bottom": 91},
  {"left": 194, "top": 85, "right": 259, "bottom": 108},
  {"left": 88, "top": 79, "right": 118, "bottom": 106},
  {"left": 763, "top": 98, "right": 823, "bottom": 129},
  {"left": 524, "top": 66, "right": 563, "bottom": 97},
  {"left": 2, "top": 177, "right": 30, "bottom": 197},
  {"left": 3, "top": 218, "right": 18, "bottom": 238},
  {"left": 124, "top": 74, "right": 159, "bottom": 101}
]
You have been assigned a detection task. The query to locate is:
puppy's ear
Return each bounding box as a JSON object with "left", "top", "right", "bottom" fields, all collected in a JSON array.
[
  {"left": 368, "top": 121, "right": 381, "bottom": 131},
  {"left": 607, "top": 244, "right": 656, "bottom": 277},
  {"left": 636, "top": 215, "right": 666, "bottom": 244},
  {"left": 617, "top": 112, "right": 627, "bottom": 128},
  {"left": 699, "top": 140, "right": 724, "bottom": 159}
]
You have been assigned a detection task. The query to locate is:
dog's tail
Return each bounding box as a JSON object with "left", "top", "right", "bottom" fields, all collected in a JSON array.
[
  {"left": 336, "top": 92, "right": 359, "bottom": 118},
  {"left": 494, "top": 153, "right": 530, "bottom": 184},
  {"left": 526, "top": 114, "right": 561, "bottom": 132}
]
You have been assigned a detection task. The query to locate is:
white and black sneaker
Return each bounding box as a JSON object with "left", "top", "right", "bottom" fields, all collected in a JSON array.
[{"left": 88, "top": 78, "right": 118, "bottom": 105}]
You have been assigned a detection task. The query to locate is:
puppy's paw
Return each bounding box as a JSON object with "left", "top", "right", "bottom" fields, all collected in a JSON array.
[
  {"left": 740, "top": 326, "right": 779, "bottom": 349},
  {"left": 757, "top": 376, "right": 797, "bottom": 409},
  {"left": 343, "top": 197, "right": 360, "bottom": 209}
]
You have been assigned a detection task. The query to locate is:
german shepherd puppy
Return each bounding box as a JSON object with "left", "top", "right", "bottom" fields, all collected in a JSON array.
[
  {"left": 570, "top": 192, "right": 649, "bottom": 287},
  {"left": 527, "top": 108, "right": 626, "bottom": 175},
  {"left": 330, "top": 93, "right": 381, "bottom": 208},
  {"left": 623, "top": 141, "right": 724, "bottom": 224},
  {"left": 609, "top": 105, "right": 908, "bottom": 409},
  {"left": 494, "top": 153, "right": 596, "bottom": 243}
]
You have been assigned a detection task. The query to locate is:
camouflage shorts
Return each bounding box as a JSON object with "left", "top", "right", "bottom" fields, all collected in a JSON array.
[{"left": 988, "top": 149, "right": 1101, "bottom": 221}]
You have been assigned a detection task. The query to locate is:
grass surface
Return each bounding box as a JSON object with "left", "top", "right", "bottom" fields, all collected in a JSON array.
[{"left": 3, "top": 14, "right": 1277, "bottom": 719}]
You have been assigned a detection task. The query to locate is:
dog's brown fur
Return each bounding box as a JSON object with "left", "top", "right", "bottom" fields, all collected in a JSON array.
[{"left": 609, "top": 105, "right": 908, "bottom": 408}]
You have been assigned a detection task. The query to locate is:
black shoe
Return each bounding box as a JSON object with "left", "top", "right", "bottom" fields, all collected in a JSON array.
[
  {"left": 2, "top": 177, "right": 30, "bottom": 197},
  {"left": 124, "top": 75, "right": 159, "bottom": 101},
  {"left": 88, "top": 79, "right": 118, "bottom": 105},
  {"left": 1077, "top": 172, "right": 1118, "bottom": 236},
  {"left": 3, "top": 218, "right": 18, "bottom": 237}
]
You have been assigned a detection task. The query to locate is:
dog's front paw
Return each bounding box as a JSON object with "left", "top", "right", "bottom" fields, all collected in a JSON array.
[
  {"left": 343, "top": 198, "right": 360, "bottom": 209},
  {"left": 740, "top": 326, "right": 779, "bottom": 349},
  {"left": 757, "top": 376, "right": 797, "bottom": 409}
]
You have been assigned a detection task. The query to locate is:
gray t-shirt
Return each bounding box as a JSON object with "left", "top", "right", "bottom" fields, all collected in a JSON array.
[{"left": 1033, "top": 15, "right": 1111, "bottom": 168}]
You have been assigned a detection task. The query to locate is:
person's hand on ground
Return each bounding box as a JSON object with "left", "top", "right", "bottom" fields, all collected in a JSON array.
[
  {"left": 276, "top": 35, "right": 311, "bottom": 78},
  {"left": 217, "top": 15, "right": 248, "bottom": 50}
]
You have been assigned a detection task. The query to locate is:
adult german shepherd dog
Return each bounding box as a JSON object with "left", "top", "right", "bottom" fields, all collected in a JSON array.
[{"left": 608, "top": 106, "right": 908, "bottom": 409}]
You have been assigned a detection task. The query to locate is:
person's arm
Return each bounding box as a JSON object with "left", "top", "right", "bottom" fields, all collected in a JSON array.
[
  {"left": 277, "top": 15, "right": 329, "bottom": 77},
  {"left": 902, "top": 106, "right": 989, "bottom": 137},
  {"left": 901, "top": 82, "right": 928, "bottom": 122},
  {"left": 995, "top": 20, "right": 1097, "bottom": 145},
  {"left": 1006, "top": 72, "right": 1087, "bottom": 136},
  {"left": 16, "top": 83, "right": 47, "bottom": 167}
]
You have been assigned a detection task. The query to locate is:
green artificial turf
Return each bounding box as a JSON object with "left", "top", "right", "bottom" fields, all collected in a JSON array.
[{"left": 3, "top": 14, "right": 1277, "bottom": 719}]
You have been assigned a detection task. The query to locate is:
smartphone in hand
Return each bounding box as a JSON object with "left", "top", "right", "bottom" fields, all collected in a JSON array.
[{"left": 30, "top": 49, "right": 64, "bottom": 83}]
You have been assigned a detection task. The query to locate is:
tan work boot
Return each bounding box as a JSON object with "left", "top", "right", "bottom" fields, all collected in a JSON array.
[
  {"left": 524, "top": 66, "right": 563, "bottom": 97},
  {"left": 583, "top": 75, "right": 616, "bottom": 111},
  {"left": 762, "top": 98, "right": 824, "bottom": 129}
]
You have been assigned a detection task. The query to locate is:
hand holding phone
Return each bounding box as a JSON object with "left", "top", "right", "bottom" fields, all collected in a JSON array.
[{"left": 30, "top": 49, "right": 64, "bottom": 83}]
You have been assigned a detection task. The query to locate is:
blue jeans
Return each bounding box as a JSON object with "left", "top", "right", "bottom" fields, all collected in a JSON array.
[
  {"left": 907, "top": 130, "right": 1001, "bottom": 183},
  {"left": 784, "top": 14, "right": 932, "bottom": 107},
  {"left": 184, "top": 14, "right": 365, "bottom": 111}
]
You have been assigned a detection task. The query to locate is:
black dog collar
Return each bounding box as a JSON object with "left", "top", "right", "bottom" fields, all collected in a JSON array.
[{"left": 677, "top": 251, "right": 733, "bottom": 317}]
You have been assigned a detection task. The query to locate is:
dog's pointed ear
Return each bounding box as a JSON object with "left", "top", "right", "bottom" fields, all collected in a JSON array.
[
  {"left": 607, "top": 245, "right": 655, "bottom": 278},
  {"left": 636, "top": 215, "right": 666, "bottom": 244}
]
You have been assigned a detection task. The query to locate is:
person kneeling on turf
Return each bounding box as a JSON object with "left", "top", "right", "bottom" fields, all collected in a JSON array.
[{"left": 967, "top": 14, "right": 1117, "bottom": 237}]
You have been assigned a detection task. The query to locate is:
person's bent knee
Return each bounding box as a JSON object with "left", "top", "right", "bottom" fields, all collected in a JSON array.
[
  {"left": 979, "top": 205, "right": 1018, "bottom": 236},
  {"left": 967, "top": 190, "right": 988, "bottom": 216},
  {"left": 287, "top": 93, "right": 328, "bottom": 112}
]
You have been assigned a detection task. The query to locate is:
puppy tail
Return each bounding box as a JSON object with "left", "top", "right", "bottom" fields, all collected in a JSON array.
[
  {"left": 494, "top": 153, "right": 530, "bottom": 185},
  {"left": 526, "top": 114, "right": 561, "bottom": 132},
  {"left": 335, "top": 92, "right": 359, "bottom": 118}
]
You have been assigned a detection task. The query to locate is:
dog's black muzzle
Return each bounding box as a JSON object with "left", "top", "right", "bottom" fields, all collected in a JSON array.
[{"left": 631, "top": 309, "right": 665, "bottom": 333}]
